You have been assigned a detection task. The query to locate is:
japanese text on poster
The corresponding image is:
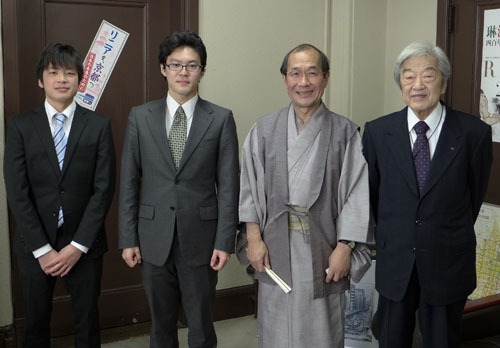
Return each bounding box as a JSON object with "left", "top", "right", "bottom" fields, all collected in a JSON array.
[
  {"left": 480, "top": 9, "right": 500, "bottom": 142},
  {"left": 75, "top": 20, "right": 129, "bottom": 111}
]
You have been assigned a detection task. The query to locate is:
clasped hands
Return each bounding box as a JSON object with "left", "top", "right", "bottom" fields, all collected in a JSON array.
[{"left": 38, "top": 244, "right": 83, "bottom": 277}]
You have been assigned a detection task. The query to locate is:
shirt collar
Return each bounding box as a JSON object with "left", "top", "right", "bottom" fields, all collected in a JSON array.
[
  {"left": 407, "top": 102, "right": 443, "bottom": 134},
  {"left": 45, "top": 99, "right": 76, "bottom": 123},
  {"left": 166, "top": 93, "right": 198, "bottom": 120}
]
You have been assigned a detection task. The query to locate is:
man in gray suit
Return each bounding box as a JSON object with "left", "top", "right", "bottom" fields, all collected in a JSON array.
[{"left": 119, "top": 30, "right": 239, "bottom": 348}]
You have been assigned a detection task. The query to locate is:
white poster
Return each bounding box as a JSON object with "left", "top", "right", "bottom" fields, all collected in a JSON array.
[
  {"left": 480, "top": 9, "right": 500, "bottom": 142},
  {"left": 75, "top": 20, "right": 129, "bottom": 111},
  {"left": 345, "top": 260, "right": 379, "bottom": 348}
]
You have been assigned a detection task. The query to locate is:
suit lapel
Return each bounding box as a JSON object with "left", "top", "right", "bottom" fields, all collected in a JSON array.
[
  {"left": 176, "top": 98, "right": 214, "bottom": 173},
  {"left": 61, "top": 104, "right": 88, "bottom": 178},
  {"left": 421, "top": 107, "right": 462, "bottom": 198},
  {"left": 385, "top": 108, "right": 420, "bottom": 198},
  {"left": 145, "top": 98, "right": 176, "bottom": 170},
  {"left": 31, "top": 106, "right": 61, "bottom": 178}
]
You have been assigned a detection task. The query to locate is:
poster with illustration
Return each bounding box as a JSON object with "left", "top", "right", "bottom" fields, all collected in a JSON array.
[
  {"left": 344, "top": 261, "right": 378, "bottom": 348},
  {"left": 480, "top": 8, "right": 500, "bottom": 142}
]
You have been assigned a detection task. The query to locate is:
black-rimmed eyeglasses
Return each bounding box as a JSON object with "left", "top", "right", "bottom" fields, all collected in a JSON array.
[{"left": 165, "top": 63, "right": 202, "bottom": 72}]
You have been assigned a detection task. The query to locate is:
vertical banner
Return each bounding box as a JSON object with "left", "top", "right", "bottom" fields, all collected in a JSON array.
[
  {"left": 75, "top": 20, "right": 129, "bottom": 111},
  {"left": 480, "top": 9, "right": 500, "bottom": 142}
]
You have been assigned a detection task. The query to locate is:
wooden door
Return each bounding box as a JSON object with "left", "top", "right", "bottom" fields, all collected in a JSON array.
[
  {"left": 2, "top": 0, "right": 198, "bottom": 341},
  {"left": 437, "top": 0, "right": 500, "bottom": 205},
  {"left": 436, "top": 0, "right": 500, "bottom": 313}
]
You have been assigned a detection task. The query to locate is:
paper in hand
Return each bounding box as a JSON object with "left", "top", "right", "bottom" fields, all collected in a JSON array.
[{"left": 264, "top": 266, "right": 292, "bottom": 293}]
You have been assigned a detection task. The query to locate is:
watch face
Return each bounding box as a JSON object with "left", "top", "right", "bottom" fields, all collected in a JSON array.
[{"left": 339, "top": 240, "right": 356, "bottom": 249}]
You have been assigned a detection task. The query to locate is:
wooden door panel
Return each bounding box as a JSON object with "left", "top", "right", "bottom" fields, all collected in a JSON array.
[
  {"left": 438, "top": 0, "right": 500, "bottom": 205},
  {"left": 3, "top": 0, "right": 198, "bottom": 339},
  {"left": 437, "top": 0, "right": 500, "bottom": 312}
]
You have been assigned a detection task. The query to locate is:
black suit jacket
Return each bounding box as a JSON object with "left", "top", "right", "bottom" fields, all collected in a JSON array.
[
  {"left": 362, "top": 105, "right": 492, "bottom": 306},
  {"left": 4, "top": 103, "right": 116, "bottom": 257}
]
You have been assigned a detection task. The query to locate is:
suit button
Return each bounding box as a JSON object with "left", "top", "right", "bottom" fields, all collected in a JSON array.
[
  {"left": 170, "top": 206, "right": 175, "bottom": 211},
  {"left": 175, "top": 179, "right": 179, "bottom": 184},
  {"left": 412, "top": 247, "right": 416, "bottom": 252},
  {"left": 60, "top": 189, "right": 64, "bottom": 194},
  {"left": 415, "top": 220, "right": 422, "bottom": 226},
  {"left": 52, "top": 212, "right": 57, "bottom": 217}
]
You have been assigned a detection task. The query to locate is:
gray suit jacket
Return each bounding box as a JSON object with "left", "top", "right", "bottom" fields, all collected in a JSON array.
[{"left": 118, "top": 97, "right": 239, "bottom": 266}]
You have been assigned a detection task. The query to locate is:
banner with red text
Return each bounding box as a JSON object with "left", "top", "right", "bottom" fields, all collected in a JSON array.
[{"left": 75, "top": 20, "right": 129, "bottom": 111}]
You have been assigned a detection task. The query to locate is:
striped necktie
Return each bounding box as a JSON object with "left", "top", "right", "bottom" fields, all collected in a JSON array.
[
  {"left": 168, "top": 106, "right": 187, "bottom": 170},
  {"left": 53, "top": 113, "right": 68, "bottom": 227},
  {"left": 53, "top": 113, "right": 68, "bottom": 170}
]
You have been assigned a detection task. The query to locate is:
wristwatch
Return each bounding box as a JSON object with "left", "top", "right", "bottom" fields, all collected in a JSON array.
[{"left": 338, "top": 240, "right": 356, "bottom": 249}]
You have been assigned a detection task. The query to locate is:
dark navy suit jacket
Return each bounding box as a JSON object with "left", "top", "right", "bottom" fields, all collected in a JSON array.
[{"left": 362, "top": 105, "right": 492, "bottom": 306}]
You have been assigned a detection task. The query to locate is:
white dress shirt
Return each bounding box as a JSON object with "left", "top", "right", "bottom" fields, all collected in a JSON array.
[
  {"left": 407, "top": 102, "right": 446, "bottom": 160},
  {"left": 166, "top": 93, "right": 198, "bottom": 138},
  {"left": 33, "top": 99, "right": 88, "bottom": 259}
]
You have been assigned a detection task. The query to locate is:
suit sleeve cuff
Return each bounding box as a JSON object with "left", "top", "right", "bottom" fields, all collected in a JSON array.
[
  {"left": 32, "top": 244, "right": 53, "bottom": 259},
  {"left": 71, "top": 241, "right": 89, "bottom": 254}
]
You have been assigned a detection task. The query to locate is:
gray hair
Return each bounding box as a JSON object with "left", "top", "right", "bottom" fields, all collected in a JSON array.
[{"left": 394, "top": 40, "right": 451, "bottom": 89}]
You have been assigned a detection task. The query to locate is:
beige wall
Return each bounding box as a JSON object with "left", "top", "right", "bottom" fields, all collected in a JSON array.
[
  {"left": 0, "top": 6, "right": 14, "bottom": 327},
  {"left": 350, "top": 0, "right": 388, "bottom": 126},
  {"left": 0, "top": 0, "right": 438, "bottom": 322},
  {"left": 383, "top": 0, "right": 438, "bottom": 115}
]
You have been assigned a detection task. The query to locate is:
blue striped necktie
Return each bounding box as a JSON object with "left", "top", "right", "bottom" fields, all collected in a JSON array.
[{"left": 53, "top": 113, "right": 68, "bottom": 227}]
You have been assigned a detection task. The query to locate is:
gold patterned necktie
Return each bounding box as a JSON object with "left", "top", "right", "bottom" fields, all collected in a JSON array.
[{"left": 169, "top": 106, "right": 187, "bottom": 169}]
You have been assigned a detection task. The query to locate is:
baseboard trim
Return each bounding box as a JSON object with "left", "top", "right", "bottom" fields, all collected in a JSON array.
[
  {"left": 214, "top": 284, "right": 256, "bottom": 321},
  {"left": 48, "top": 283, "right": 256, "bottom": 347},
  {"left": 0, "top": 325, "right": 15, "bottom": 348}
]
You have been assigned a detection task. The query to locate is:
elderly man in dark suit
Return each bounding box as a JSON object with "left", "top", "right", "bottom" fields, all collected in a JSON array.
[
  {"left": 363, "top": 40, "right": 492, "bottom": 348},
  {"left": 118, "top": 30, "right": 239, "bottom": 348},
  {"left": 3, "top": 43, "right": 116, "bottom": 348}
]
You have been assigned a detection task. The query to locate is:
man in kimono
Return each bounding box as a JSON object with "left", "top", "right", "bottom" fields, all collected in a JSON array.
[{"left": 239, "top": 44, "right": 373, "bottom": 348}]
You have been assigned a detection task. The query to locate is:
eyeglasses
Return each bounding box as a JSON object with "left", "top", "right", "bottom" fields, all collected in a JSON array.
[
  {"left": 286, "top": 69, "right": 324, "bottom": 81},
  {"left": 165, "top": 63, "right": 203, "bottom": 72}
]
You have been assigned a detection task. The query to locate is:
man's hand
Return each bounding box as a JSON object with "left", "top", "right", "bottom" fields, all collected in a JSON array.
[
  {"left": 210, "top": 249, "right": 230, "bottom": 271},
  {"left": 122, "top": 247, "right": 142, "bottom": 268},
  {"left": 246, "top": 222, "right": 270, "bottom": 273},
  {"left": 38, "top": 249, "right": 60, "bottom": 275},
  {"left": 44, "top": 245, "right": 83, "bottom": 277},
  {"left": 325, "top": 242, "right": 352, "bottom": 283}
]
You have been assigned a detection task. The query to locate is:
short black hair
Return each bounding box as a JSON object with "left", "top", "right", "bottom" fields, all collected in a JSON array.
[
  {"left": 36, "top": 43, "right": 84, "bottom": 83},
  {"left": 280, "top": 44, "right": 329, "bottom": 76},
  {"left": 158, "top": 30, "right": 207, "bottom": 72}
]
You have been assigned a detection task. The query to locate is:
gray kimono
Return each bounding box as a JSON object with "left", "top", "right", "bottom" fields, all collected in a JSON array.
[{"left": 239, "top": 103, "right": 373, "bottom": 299}]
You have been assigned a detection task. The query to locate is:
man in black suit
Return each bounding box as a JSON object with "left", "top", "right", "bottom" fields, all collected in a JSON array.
[
  {"left": 363, "top": 40, "right": 492, "bottom": 348},
  {"left": 3, "top": 43, "right": 115, "bottom": 348},
  {"left": 119, "top": 31, "right": 239, "bottom": 348}
]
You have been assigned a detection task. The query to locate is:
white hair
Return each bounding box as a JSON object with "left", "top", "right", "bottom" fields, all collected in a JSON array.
[{"left": 394, "top": 40, "right": 451, "bottom": 89}]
